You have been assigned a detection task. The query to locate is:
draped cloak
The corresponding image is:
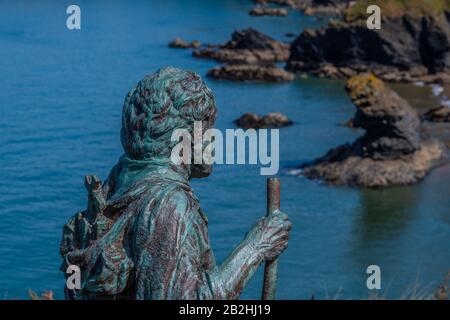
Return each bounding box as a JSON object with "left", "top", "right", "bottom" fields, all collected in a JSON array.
[{"left": 60, "top": 156, "right": 221, "bottom": 299}]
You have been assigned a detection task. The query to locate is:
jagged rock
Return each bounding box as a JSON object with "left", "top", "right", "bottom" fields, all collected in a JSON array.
[
  {"left": 299, "top": 74, "right": 448, "bottom": 187},
  {"left": 207, "top": 64, "right": 294, "bottom": 82},
  {"left": 287, "top": 8, "right": 450, "bottom": 83},
  {"left": 234, "top": 112, "right": 293, "bottom": 129},
  {"left": 249, "top": 7, "right": 288, "bottom": 17},
  {"left": 193, "top": 28, "right": 290, "bottom": 64},
  {"left": 169, "top": 38, "right": 201, "bottom": 49},
  {"left": 424, "top": 106, "right": 450, "bottom": 122}
]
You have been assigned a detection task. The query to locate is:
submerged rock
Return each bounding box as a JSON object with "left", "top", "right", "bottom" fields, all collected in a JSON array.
[
  {"left": 207, "top": 64, "right": 294, "bottom": 83},
  {"left": 249, "top": 7, "right": 288, "bottom": 17},
  {"left": 234, "top": 112, "right": 293, "bottom": 129},
  {"left": 424, "top": 106, "right": 450, "bottom": 122},
  {"left": 300, "top": 74, "right": 448, "bottom": 187},
  {"left": 193, "top": 28, "right": 290, "bottom": 64},
  {"left": 169, "top": 38, "right": 201, "bottom": 49}
]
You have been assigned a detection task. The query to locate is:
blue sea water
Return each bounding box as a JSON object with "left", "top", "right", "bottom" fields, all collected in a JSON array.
[{"left": 0, "top": 0, "right": 449, "bottom": 299}]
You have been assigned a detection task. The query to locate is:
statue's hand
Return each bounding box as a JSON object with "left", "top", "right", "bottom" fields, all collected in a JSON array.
[{"left": 245, "top": 211, "right": 292, "bottom": 262}]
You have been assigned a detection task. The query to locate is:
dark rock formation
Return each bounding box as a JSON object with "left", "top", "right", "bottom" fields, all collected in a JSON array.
[
  {"left": 287, "top": 10, "right": 450, "bottom": 83},
  {"left": 207, "top": 64, "right": 294, "bottom": 82},
  {"left": 299, "top": 74, "right": 448, "bottom": 187},
  {"left": 249, "top": 7, "right": 288, "bottom": 17},
  {"left": 424, "top": 106, "right": 450, "bottom": 122},
  {"left": 234, "top": 112, "right": 293, "bottom": 129},
  {"left": 191, "top": 28, "right": 293, "bottom": 82},
  {"left": 194, "top": 28, "right": 290, "bottom": 64},
  {"left": 169, "top": 38, "right": 201, "bottom": 49}
]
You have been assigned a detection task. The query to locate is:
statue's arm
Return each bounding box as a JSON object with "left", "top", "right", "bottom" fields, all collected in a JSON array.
[
  {"left": 207, "top": 235, "right": 263, "bottom": 300},
  {"left": 143, "top": 190, "right": 290, "bottom": 300},
  {"left": 206, "top": 211, "right": 291, "bottom": 300}
]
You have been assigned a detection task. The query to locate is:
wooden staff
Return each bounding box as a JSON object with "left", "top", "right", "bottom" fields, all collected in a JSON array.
[{"left": 262, "top": 177, "right": 280, "bottom": 300}]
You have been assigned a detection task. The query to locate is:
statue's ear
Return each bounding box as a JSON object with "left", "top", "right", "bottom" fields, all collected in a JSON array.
[{"left": 84, "top": 175, "right": 102, "bottom": 192}]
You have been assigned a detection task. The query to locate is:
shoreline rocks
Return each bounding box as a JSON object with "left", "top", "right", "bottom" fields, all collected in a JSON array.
[
  {"left": 234, "top": 112, "right": 293, "bottom": 128},
  {"left": 207, "top": 64, "right": 294, "bottom": 82},
  {"left": 299, "top": 74, "right": 448, "bottom": 187},
  {"left": 169, "top": 28, "right": 294, "bottom": 82},
  {"left": 193, "top": 28, "right": 291, "bottom": 64},
  {"left": 249, "top": 7, "right": 288, "bottom": 17},
  {"left": 193, "top": 28, "right": 293, "bottom": 82}
]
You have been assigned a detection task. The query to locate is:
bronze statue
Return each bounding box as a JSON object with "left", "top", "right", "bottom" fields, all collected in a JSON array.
[{"left": 60, "top": 67, "right": 291, "bottom": 299}]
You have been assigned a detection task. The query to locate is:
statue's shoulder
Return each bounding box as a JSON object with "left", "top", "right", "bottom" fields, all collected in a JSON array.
[{"left": 159, "top": 182, "right": 208, "bottom": 226}]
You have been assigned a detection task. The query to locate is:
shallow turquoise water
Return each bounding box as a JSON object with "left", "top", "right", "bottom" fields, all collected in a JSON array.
[{"left": 0, "top": 0, "right": 449, "bottom": 299}]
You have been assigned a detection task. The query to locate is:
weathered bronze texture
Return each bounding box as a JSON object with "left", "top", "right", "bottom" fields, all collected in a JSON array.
[
  {"left": 262, "top": 178, "right": 280, "bottom": 300},
  {"left": 60, "top": 67, "right": 291, "bottom": 300}
]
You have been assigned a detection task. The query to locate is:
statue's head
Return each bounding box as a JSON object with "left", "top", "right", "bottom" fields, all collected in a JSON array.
[{"left": 121, "top": 67, "right": 217, "bottom": 178}]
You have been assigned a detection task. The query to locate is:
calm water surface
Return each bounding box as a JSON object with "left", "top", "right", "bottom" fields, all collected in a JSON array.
[{"left": 0, "top": 0, "right": 449, "bottom": 299}]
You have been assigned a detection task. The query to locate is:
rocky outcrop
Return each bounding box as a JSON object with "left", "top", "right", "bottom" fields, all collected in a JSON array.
[
  {"left": 287, "top": 10, "right": 450, "bottom": 83},
  {"left": 249, "top": 7, "right": 288, "bottom": 17},
  {"left": 169, "top": 28, "right": 293, "bottom": 82},
  {"left": 169, "top": 38, "right": 201, "bottom": 49},
  {"left": 424, "top": 106, "right": 450, "bottom": 122},
  {"left": 253, "top": 0, "right": 299, "bottom": 8},
  {"left": 234, "top": 112, "right": 293, "bottom": 128},
  {"left": 299, "top": 74, "right": 448, "bottom": 187},
  {"left": 191, "top": 28, "right": 293, "bottom": 82},
  {"left": 207, "top": 64, "right": 294, "bottom": 82},
  {"left": 302, "top": 0, "right": 355, "bottom": 16},
  {"left": 193, "top": 28, "right": 290, "bottom": 64}
]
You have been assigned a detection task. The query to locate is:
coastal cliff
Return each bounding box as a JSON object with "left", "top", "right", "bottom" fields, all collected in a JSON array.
[{"left": 287, "top": 0, "right": 450, "bottom": 83}]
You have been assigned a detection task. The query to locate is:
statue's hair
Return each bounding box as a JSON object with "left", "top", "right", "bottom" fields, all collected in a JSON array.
[{"left": 121, "top": 67, "right": 217, "bottom": 160}]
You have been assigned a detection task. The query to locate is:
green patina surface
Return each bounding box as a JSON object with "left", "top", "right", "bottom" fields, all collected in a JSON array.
[{"left": 60, "top": 67, "right": 291, "bottom": 300}]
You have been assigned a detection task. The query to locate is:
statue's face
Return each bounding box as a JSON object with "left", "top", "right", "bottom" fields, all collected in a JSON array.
[{"left": 189, "top": 120, "right": 214, "bottom": 179}]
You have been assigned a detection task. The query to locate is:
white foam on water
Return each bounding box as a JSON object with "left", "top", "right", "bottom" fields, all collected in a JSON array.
[
  {"left": 287, "top": 168, "right": 303, "bottom": 175},
  {"left": 431, "top": 84, "right": 444, "bottom": 96},
  {"left": 441, "top": 96, "right": 450, "bottom": 108}
]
